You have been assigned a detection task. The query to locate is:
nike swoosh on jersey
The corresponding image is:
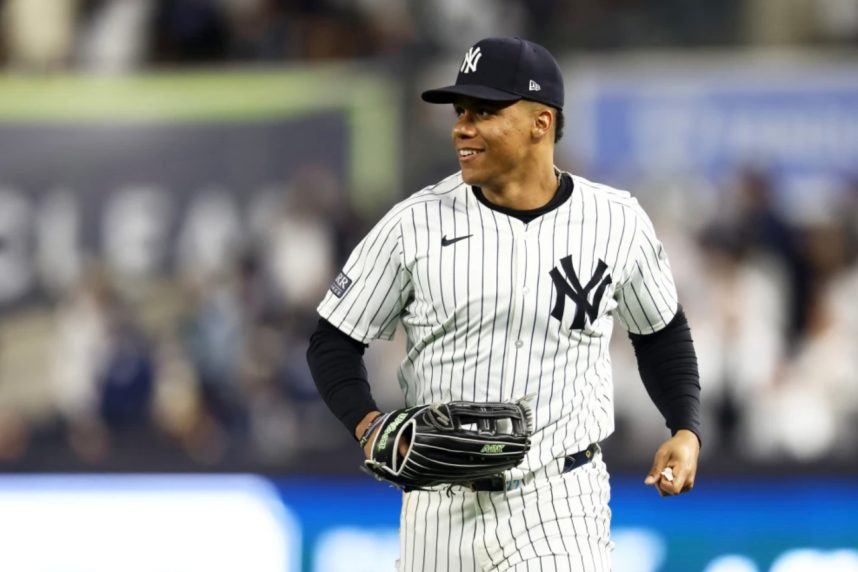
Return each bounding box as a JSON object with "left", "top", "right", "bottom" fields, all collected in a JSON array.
[{"left": 441, "top": 234, "right": 473, "bottom": 247}]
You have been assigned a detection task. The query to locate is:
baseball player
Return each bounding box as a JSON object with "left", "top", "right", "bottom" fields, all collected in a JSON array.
[{"left": 307, "top": 37, "right": 702, "bottom": 571}]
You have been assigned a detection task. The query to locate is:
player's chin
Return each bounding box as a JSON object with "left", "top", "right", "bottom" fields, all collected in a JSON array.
[{"left": 458, "top": 164, "right": 488, "bottom": 186}]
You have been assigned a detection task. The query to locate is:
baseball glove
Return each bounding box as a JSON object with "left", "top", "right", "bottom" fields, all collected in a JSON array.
[{"left": 362, "top": 399, "right": 533, "bottom": 491}]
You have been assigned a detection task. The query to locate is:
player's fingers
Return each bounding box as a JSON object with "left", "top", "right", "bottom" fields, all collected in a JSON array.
[
  {"left": 645, "top": 449, "right": 669, "bottom": 485},
  {"left": 669, "top": 472, "right": 687, "bottom": 495},
  {"left": 397, "top": 430, "right": 413, "bottom": 457},
  {"left": 398, "top": 437, "right": 410, "bottom": 456},
  {"left": 656, "top": 478, "right": 674, "bottom": 496},
  {"left": 654, "top": 465, "right": 676, "bottom": 495},
  {"left": 668, "top": 464, "right": 697, "bottom": 495}
]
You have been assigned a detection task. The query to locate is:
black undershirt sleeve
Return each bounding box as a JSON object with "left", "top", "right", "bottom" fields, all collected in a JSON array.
[
  {"left": 628, "top": 305, "right": 702, "bottom": 445},
  {"left": 306, "top": 318, "right": 378, "bottom": 437}
]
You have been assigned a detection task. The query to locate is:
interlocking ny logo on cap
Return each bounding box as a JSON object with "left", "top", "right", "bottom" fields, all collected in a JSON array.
[{"left": 460, "top": 46, "right": 482, "bottom": 74}]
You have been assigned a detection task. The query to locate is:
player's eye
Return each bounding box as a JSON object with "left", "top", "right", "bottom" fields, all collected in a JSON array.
[
  {"left": 476, "top": 108, "right": 493, "bottom": 118},
  {"left": 453, "top": 106, "right": 465, "bottom": 117}
]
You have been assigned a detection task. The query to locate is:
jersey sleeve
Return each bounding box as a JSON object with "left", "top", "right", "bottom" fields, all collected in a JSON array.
[
  {"left": 613, "top": 205, "right": 679, "bottom": 335},
  {"left": 317, "top": 208, "right": 411, "bottom": 343}
]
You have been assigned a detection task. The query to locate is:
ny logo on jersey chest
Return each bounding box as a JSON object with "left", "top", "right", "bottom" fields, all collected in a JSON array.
[{"left": 549, "top": 256, "right": 612, "bottom": 330}]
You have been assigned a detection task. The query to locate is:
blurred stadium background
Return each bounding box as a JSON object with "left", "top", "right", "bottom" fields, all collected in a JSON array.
[{"left": 0, "top": 1, "right": 856, "bottom": 571}]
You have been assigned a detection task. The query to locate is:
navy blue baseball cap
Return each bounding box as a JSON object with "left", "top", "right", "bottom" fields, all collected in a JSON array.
[{"left": 422, "top": 37, "right": 564, "bottom": 110}]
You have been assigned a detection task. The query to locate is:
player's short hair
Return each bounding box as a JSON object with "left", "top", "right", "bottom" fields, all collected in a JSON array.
[{"left": 554, "top": 108, "right": 564, "bottom": 143}]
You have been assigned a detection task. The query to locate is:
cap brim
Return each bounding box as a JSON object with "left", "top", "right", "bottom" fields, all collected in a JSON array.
[{"left": 421, "top": 84, "right": 522, "bottom": 104}]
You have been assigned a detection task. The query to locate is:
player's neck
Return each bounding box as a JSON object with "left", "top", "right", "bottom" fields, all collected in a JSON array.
[{"left": 479, "top": 161, "right": 559, "bottom": 211}]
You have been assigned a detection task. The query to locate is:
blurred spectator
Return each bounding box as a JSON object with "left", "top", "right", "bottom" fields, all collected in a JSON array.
[
  {"left": 262, "top": 169, "right": 339, "bottom": 318},
  {"left": 743, "top": 0, "right": 818, "bottom": 44},
  {"left": 152, "top": 0, "right": 229, "bottom": 63},
  {"left": 180, "top": 272, "right": 250, "bottom": 462},
  {"left": 745, "top": 0, "right": 858, "bottom": 44},
  {"left": 97, "top": 306, "right": 155, "bottom": 432},
  {"left": 221, "top": 0, "right": 290, "bottom": 60},
  {"left": 335, "top": 0, "right": 415, "bottom": 52},
  {"left": 0, "top": 409, "right": 29, "bottom": 462},
  {"left": 816, "top": 0, "right": 858, "bottom": 42},
  {"left": 691, "top": 227, "right": 788, "bottom": 454},
  {"left": 279, "top": 1, "right": 393, "bottom": 60},
  {"left": 77, "top": 0, "right": 155, "bottom": 72},
  {"left": 416, "top": 0, "right": 525, "bottom": 53},
  {"left": 176, "top": 190, "right": 243, "bottom": 288},
  {"left": 52, "top": 268, "right": 156, "bottom": 463},
  {"left": 730, "top": 169, "right": 812, "bottom": 348},
  {"left": 746, "top": 223, "right": 858, "bottom": 461},
  {"left": 2, "top": 0, "right": 78, "bottom": 70},
  {"left": 841, "top": 179, "right": 858, "bottom": 259},
  {"left": 51, "top": 269, "right": 111, "bottom": 461}
]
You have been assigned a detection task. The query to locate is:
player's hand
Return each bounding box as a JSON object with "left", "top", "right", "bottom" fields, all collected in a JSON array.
[
  {"left": 356, "top": 411, "right": 410, "bottom": 460},
  {"left": 644, "top": 429, "right": 700, "bottom": 497}
]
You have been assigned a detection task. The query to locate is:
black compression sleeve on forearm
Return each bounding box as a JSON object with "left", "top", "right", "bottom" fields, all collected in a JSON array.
[
  {"left": 306, "top": 318, "right": 379, "bottom": 436},
  {"left": 628, "top": 305, "right": 702, "bottom": 444}
]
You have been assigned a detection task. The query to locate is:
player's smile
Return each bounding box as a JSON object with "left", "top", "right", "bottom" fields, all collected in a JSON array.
[
  {"left": 457, "top": 148, "right": 483, "bottom": 159},
  {"left": 456, "top": 147, "right": 484, "bottom": 163}
]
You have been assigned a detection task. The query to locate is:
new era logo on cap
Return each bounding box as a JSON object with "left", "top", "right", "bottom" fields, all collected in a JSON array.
[
  {"left": 529, "top": 80, "right": 541, "bottom": 91},
  {"left": 460, "top": 46, "right": 482, "bottom": 74}
]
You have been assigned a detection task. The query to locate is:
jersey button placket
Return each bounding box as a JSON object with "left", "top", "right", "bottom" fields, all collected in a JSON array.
[
  {"left": 510, "top": 231, "right": 527, "bottom": 348},
  {"left": 515, "top": 278, "right": 528, "bottom": 347},
  {"left": 504, "top": 224, "right": 526, "bottom": 402}
]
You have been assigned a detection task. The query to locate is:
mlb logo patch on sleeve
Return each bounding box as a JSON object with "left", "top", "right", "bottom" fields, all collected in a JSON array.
[{"left": 329, "top": 271, "right": 354, "bottom": 298}]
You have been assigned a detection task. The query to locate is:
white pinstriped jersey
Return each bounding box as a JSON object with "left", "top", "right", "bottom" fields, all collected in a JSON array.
[{"left": 317, "top": 170, "right": 678, "bottom": 478}]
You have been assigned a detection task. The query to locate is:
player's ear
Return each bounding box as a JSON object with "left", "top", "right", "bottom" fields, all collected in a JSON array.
[{"left": 531, "top": 105, "right": 553, "bottom": 141}]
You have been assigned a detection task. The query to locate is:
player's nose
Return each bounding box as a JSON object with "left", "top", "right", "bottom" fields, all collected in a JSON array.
[{"left": 453, "top": 113, "right": 476, "bottom": 139}]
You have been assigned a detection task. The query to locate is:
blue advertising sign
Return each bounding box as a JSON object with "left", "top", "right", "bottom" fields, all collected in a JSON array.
[
  {"left": 275, "top": 475, "right": 858, "bottom": 572},
  {"left": 564, "top": 62, "right": 858, "bottom": 191}
]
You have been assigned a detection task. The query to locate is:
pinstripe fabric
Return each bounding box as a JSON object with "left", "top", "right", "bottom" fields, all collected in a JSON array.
[
  {"left": 318, "top": 170, "right": 677, "bottom": 571},
  {"left": 397, "top": 453, "right": 613, "bottom": 571}
]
